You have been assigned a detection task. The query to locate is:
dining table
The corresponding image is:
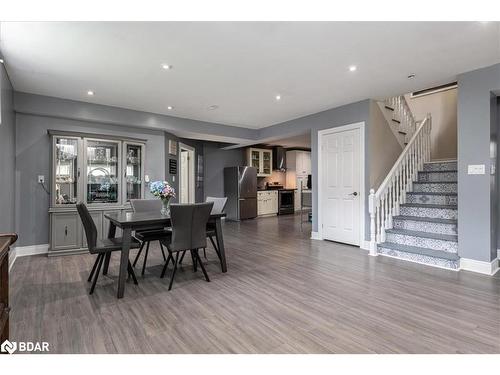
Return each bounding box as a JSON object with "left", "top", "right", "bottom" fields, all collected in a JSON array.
[{"left": 103, "top": 210, "right": 227, "bottom": 299}]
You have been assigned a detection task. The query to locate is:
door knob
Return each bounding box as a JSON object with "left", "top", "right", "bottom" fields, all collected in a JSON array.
[{"left": 349, "top": 192, "right": 358, "bottom": 197}]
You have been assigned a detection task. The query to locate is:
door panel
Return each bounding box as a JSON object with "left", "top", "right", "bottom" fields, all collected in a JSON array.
[{"left": 322, "top": 128, "right": 361, "bottom": 245}]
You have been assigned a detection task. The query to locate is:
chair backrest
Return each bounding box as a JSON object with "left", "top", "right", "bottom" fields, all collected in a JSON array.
[
  {"left": 205, "top": 196, "right": 228, "bottom": 214},
  {"left": 76, "top": 202, "right": 98, "bottom": 252},
  {"left": 169, "top": 202, "right": 214, "bottom": 252},
  {"left": 130, "top": 199, "right": 162, "bottom": 213}
]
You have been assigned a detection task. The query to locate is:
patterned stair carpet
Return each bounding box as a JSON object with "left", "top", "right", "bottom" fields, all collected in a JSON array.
[{"left": 378, "top": 160, "right": 459, "bottom": 270}]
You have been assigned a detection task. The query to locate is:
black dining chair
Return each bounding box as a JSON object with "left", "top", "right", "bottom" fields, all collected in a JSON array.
[
  {"left": 160, "top": 202, "right": 214, "bottom": 290},
  {"left": 76, "top": 202, "right": 140, "bottom": 294},
  {"left": 180, "top": 196, "right": 227, "bottom": 263},
  {"left": 130, "top": 199, "right": 171, "bottom": 276}
]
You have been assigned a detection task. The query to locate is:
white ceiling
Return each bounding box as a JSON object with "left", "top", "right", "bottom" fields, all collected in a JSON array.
[{"left": 1, "top": 22, "right": 499, "bottom": 129}]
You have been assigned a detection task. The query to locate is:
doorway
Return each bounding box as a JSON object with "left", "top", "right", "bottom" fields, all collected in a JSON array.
[
  {"left": 318, "top": 122, "right": 365, "bottom": 246},
  {"left": 179, "top": 143, "right": 195, "bottom": 203}
]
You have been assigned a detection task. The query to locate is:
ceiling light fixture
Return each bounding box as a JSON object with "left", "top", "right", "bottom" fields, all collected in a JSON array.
[
  {"left": 275, "top": 94, "right": 281, "bottom": 101},
  {"left": 208, "top": 105, "right": 219, "bottom": 110},
  {"left": 349, "top": 65, "right": 357, "bottom": 72},
  {"left": 161, "top": 63, "right": 172, "bottom": 70},
  {"left": 167, "top": 106, "right": 174, "bottom": 110},
  {"left": 0, "top": 58, "right": 4, "bottom": 64},
  {"left": 87, "top": 90, "right": 94, "bottom": 96},
  {"left": 407, "top": 73, "right": 416, "bottom": 79}
]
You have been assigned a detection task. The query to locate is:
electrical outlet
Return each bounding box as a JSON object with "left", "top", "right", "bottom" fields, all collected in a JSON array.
[
  {"left": 144, "top": 174, "right": 150, "bottom": 183},
  {"left": 38, "top": 175, "right": 45, "bottom": 184}
]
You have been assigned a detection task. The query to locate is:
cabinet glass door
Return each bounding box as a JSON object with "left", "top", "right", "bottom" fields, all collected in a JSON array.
[
  {"left": 262, "top": 150, "right": 271, "bottom": 175},
  {"left": 54, "top": 137, "right": 79, "bottom": 205},
  {"left": 124, "top": 143, "right": 143, "bottom": 201},
  {"left": 86, "top": 139, "right": 120, "bottom": 204},
  {"left": 251, "top": 150, "right": 260, "bottom": 170}
]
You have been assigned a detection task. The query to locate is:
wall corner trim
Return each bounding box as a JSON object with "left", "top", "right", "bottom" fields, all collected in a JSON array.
[
  {"left": 460, "top": 257, "right": 499, "bottom": 276},
  {"left": 310, "top": 231, "right": 322, "bottom": 240},
  {"left": 9, "top": 244, "right": 49, "bottom": 271}
]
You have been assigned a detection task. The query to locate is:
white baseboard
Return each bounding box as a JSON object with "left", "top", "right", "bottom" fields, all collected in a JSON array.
[
  {"left": 360, "top": 240, "right": 371, "bottom": 251},
  {"left": 310, "top": 231, "right": 322, "bottom": 240},
  {"left": 460, "top": 257, "right": 499, "bottom": 276},
  {"left": 9, "top": 243, "right": 49, "bottom": 271}
]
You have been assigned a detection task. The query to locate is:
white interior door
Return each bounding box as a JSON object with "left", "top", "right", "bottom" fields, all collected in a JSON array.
[
  {"left": 321, "top": 128, "right": 361, "bottom": 245},
  {"left": 180, "top": 150, "right": 189, "bottom": 203}
]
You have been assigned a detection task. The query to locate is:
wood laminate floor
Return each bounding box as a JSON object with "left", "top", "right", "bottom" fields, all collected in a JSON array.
[{"left": 10, "top": 214, "right": 500, "bottom": 353}]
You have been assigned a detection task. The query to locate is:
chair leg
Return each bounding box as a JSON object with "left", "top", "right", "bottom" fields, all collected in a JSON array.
[
  {"left": 141, "top": 241, "right": 150, "bottom": 276},
  {"left": 128, "top": 261, "right": 138, "bottom": 285},
  {"left": 90, "top": 254, "right": 105, "bottom": 295},
  {"left": 160, "top": 254, "right": 173, "bottom": 278},
  {"left": 88, "top": 254, "right": 102, "bottom": 282},
  {"left": 190, "top": 250, "right": 197, "bottom": 272},
  {"left": 194, "top": 249, "right": 210, "bottom": 282},
  {"left": 159, "top": 241, "right": 167, "bottom": 261},
  {"left": 133, "top": 241, "right": 145, "bottom": 267},
  {"left": 179, "top": 250, "right": 187, "bottom": 265},
  {"left": 168, "top": 252, "right": 180, "bottom": 291},
  {"left": 208, "top": 235, "right": 222, "bottom": 261},
  {"left": 203, "top": 248, "right": 207, "bottom": 259}
]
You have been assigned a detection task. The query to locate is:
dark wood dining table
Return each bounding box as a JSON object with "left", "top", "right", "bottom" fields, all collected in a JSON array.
[{"left": 104, "top": 211, "right": 227, "bottom": 299}]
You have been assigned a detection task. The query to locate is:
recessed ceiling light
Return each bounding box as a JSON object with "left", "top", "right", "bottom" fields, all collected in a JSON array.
[
  {"left": 407, "top": 73, "right": 416, "bottom": 79},
  {"left": 167, "top": 106, "right": 174, "bottom": 110},
  {"left": 349, "top": 65, "right": 357, "bottom": 72},
  {"left": 161, "top": 63, "right": 172, "bottom": 70},
  {"left": 208, "top": 105, "right": 219, "bottom": 111},
  {"left": 0, "top": 59, "right": 4, "bottom": 64},
  {"left": 87, "top": 90, "right": 94, "bottom": 96},
  {"left": 275, "top": 94, "right": 281, "bottom": 101}
]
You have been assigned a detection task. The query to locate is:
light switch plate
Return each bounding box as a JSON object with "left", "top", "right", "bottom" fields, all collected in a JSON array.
[
  {"left": 38, "top": 175, "right": 45, "bottom": 184},
  {"left": 467, "top": 164, "right": 485, "bottom": 175},
  {"left": 144, "top": 175, "right": 150, "bottom": 183}
]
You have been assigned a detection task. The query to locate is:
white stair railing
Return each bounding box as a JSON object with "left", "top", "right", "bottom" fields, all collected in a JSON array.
[
  {"left": 368, "top": 114, "right": 432, "bottom": 255},
  {"left": 385, "top": 96, "right": 418, "bottom": 142}
]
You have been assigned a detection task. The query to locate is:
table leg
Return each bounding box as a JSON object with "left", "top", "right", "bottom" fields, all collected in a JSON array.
[
  {"left": 117, "top": 227, "right": 132, "bottom": 299},
  {"left": 214, "top": 218, "right": 227, "bottom": 273},
  {"left": 103, "top": 222, "right": 117, "bottom": 275}
]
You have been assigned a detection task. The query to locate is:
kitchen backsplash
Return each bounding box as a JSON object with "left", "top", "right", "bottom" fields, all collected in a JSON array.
[{"left": 258, "top": 170, "right": 286, "bottom": 189}]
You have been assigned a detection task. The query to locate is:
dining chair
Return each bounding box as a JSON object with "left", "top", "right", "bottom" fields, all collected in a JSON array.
[
  {"left": 160, "top": 202, "right": 214, "bottom": 290},
  {"left": 179, "top": 196, "right": 227, "bottom": 263},
  {"left": 130, "top": 199, "right": 171, "bottom": 276},
  {"left": 77, "top": 202, "right": 140, "bottom": 294}
]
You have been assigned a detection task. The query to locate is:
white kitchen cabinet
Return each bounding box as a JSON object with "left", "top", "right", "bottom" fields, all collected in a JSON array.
[
  {"left": 286, "top": 150, "right": 311, "bottom": 189},
  {"left": 246, "top": 148, "right": 272, "bottom": 177},
  {"left": 257, "top": 190, "right": 278, "bottom": 216}
]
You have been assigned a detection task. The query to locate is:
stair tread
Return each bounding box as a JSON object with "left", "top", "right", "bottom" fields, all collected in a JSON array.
[
  {"left": 413, "top": 181, "right": 457, "bottom": 184},
  {"left": 386, "top": 228, "right": 458, "bottom": 242},
  {"left": 419, "top": 170, "right": 457, "bottom": 173},
  {"left": 407, "top": 192, "right": 457, "bottom": 197},
  {"left": 425, "top": 160, "right": 457, "bottom": 164},
  {"left": 379, "top": 242, "right": 460, "bottom": 261},
  {"left": 393, "top": 215, "right": 457, "bottom": 224},
  {"left": 401, "top": 203, "right": 457, "bottom": 209}
]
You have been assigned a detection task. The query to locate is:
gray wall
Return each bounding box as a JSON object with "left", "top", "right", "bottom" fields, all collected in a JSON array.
[
  {"left": 15, "top": 113, "right": 167, "bottom": 247},
  {"left": 457, "top": 63, "right": 500, "bottom": 262},
  {"left": 0, "top": 63, "right": 16, "bottom": 233},
  {"left": 498, "top": 97, "right": 500, "bottom": 250},
  {"left": 203, "top": 142, "right": 245, "bottom": 198}
]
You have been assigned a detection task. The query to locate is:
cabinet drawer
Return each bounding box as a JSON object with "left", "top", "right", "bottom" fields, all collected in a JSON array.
[{"left": 51, "top": 213, "right": 81, "bottom": 250}]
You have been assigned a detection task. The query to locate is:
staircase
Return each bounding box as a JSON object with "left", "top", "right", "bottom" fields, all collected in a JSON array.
[{"left": 377, "top": 160, "right": 459, "bottom": 270}]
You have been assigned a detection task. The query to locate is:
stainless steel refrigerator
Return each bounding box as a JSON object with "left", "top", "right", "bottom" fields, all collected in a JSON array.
[{"left": 224, "top": 166, "right": 257, "bottom": 221}]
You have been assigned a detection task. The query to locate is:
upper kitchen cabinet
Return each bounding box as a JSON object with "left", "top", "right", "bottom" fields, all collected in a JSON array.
[
  {"left": 246, "top": 148, "right": 273, "bottom": 177},
  {"left": 286, "top": 150, "right": 311, "bottom": 177}
]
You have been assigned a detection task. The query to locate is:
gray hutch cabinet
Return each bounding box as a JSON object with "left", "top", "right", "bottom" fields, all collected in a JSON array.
[{"left": 48, "top": 131, "right": 146, "bottom": 256}]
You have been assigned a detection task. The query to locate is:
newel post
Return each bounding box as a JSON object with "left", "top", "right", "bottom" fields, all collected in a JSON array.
[{"left": 368, "top": 188, "right": 377, "bottom": 256}]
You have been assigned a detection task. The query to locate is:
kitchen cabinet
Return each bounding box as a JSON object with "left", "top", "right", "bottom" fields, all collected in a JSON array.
[
  {"left": 257, "top": 190, "right": 278, "bottom": 216},
  {"left": 286, "top": 150, "right": 311, "bottom": 189},
  {"left": 49, "top": 131, "right": 146, "bottom": 256},
  {"left": 246, "top": 148, "right": 273, "bottom": 177}
]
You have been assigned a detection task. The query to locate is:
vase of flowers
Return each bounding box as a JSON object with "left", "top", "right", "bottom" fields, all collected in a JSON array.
[{"left": 150, "top": 181, "right": 176, "bottom": 216}]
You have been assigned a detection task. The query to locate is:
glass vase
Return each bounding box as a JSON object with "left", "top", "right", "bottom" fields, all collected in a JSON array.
[{"left": 161, "top": 198, "right": 170, "bottom": 216}]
